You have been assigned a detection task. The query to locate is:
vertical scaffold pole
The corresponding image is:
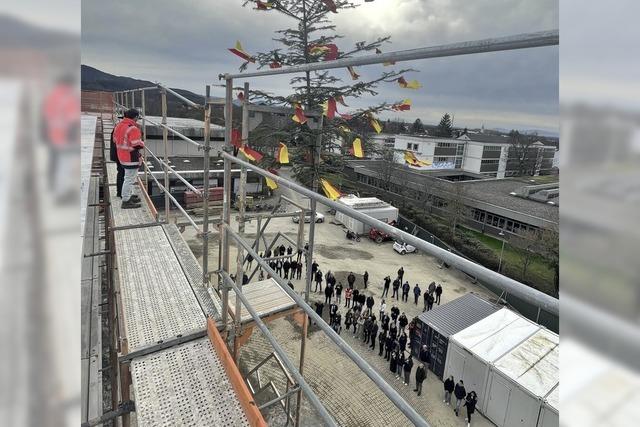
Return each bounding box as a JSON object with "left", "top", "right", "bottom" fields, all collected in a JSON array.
[
  {"left": 161, "top": 88, "right": 170, "bottom": 222},
  {"left": 221, "top": 77, "right": 233, "bottom": 331},
  {"left": 202, "top": 85, "right": 212, "bottom": 287},
  {"left": 141, "top": 89, "right": 148, "bottom": 194}
]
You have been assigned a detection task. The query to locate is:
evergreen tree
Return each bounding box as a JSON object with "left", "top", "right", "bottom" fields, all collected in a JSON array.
[
  {"left": 238, "top": 0, "right": 410, "bottom": 188},
  {"left": 410, "top": 118, "right": 424, "bottom": 134},
  {"left": 437, "top": 113, "right": 453, "bottom": 137}
]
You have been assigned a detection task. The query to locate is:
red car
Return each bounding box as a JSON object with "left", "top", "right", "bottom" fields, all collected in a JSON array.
[{"left": 369, "top": 227, "right": 393, "bottom": 244}]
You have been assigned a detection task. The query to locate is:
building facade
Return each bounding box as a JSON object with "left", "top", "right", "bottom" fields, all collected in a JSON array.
[{"left": 381, "top": 132, "right": 557, "bottom": 178}]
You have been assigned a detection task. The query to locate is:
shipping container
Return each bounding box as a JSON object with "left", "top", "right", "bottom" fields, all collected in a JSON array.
[
  {"left": 484, "top": 329, "right": 559, "bottom": 427},
  {"left": 410, "top": 293, "right": 499, "bottom": 379},
  {"left": 444, "top": 308, "right": 542, "bottom": 412}
]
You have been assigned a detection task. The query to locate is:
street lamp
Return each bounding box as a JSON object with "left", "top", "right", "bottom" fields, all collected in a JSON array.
[{"left": 498, "top": 230, "right": 506, "bottom": 273}]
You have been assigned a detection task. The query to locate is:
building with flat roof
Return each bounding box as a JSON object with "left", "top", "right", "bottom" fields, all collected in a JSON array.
[
  {"left": 345, "top": 160, "right": 558, "bottom": 238},
  {"left": 369, "top": 131, "right": 558, "bottom": 178}
]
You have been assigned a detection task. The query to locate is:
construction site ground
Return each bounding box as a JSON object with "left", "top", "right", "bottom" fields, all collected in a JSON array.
[{"left": 180, "top": 186, "right": 497, "bottom": 426}]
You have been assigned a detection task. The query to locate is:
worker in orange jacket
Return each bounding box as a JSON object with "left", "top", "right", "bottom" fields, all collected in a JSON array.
[{"left": 113, "top": 109, "right": 145, "bottom": 208}]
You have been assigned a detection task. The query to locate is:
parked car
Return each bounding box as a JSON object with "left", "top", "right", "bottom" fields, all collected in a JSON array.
[
  {"left": 369, "top": 227, "right": 393, "bottom": 244},
  {"left": 292, "top": 211, "right": 325, "bottom": 223},
  {"left": 393, "top": 241, "right": 417, "bottom": 255}
]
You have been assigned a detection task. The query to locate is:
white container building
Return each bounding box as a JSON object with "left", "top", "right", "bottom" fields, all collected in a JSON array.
[
  {"left": 443, "top": 308, "right": 542, "bottom": 411},
  {"left": 537, "top": 384, "right": 558, "bottom": 427},
  {"left": 483, "top": 329, "right": 559, "bottom": 427},
  {"left": 335, "top": 195, "right": 399, "bottom": 234}
]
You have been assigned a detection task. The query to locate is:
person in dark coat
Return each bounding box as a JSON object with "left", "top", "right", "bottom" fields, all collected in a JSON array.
[
  {"left": 396, "top": 352, "right": 405, "bottom": 378},
  {"left": 397, "top": 266, "right": 404, "bottom": 282},
  {"left": 283, "top": 259, "right": 291, "bottom": 279},
  {"left": 435, "top": 283, "right": 443, "bottom": 305},
  {"left": 382, "top": 275, "right": 391, "bottom": 297},
  {"left": 363, "top": 270, "right": 369, "bottom": 289},
  {"left": 454, "top": 380, "right": 467, "bottom": 416},
  {"left": 296, "top": 261, "right": 303, "bottom": 279},
  {"left": 389, "top": 351, "right": 398, "bottom": 373},
  {"left": 314, "top": 269, "right": 323, "bottom": 293},
  {"left": 265, "top": 249, "right": 272, "bottom": 258},
  {"left": 403, "top": 356, "right": 413, "bottom": 386},
  {"left": 419, "top": 344, "right": 431, "bottom": 367},
  {"left": 389, "top": 322, "right": 398, "bottom": 340},
  {"left": 359, "top": 293, "right": 367, "bottom": 307},
  {"left": 242, "top": 273, "right": 249, "bottom": 285},
  {"left": 352, "top": 289, "right": 360, "bottom": 308},
  {"left": 384, "top": 336, "right": 394, "bottom": 360},
  {"left": 392, "top": 277, "right": 401, "bottom": 300},
  {"left": 381, "top": 313, "right": 390, "bottom": 332},
  {"left": 366, "top": 295, "right": 375, "bottom": 315},
  {"left": 378, "top": 330, "right": 387, "bottom": 356},
  {"left": 414, "top": 364, "right": 426, "bottom": 396},
  {"left": 464, "top": 391, "right": 478, "bottom": 426},
  {"left": 344, "top": 309, "right": 353, "bottom": 332},
  {"left": 324, "top": 282, "right": 334, "bottom": 304},
  {"left": 286, "top": 245, "right": 293, "bottom": 258},
  {"left": 296, "top": 247, "right": 303, "bottom": 262},
  {"left": 332, "top": 312, "right": 342, "bottom": 334},
  {"left": 276, "top": 260, "right": 283, "bottom": 276},
  {"left": 443, "top": 375, "right": 455, "bottom": 405},
  {"left": 428, "top": 281, "right": 436, "bottom": 296},
  {"left": 335, "top": 282, "right": 343, "bottom": 305},
  {"left": 247, "top": 253, "right": 253, "bottom": 269},
  {"left": 427, "top": 293, "right": 435, "bottom": 311},
  {"left": 390, "top": 306, "right": 400, "bottom": 324},
  {"left": 279, "top": 244, "right": 286, "bottom": 256},
  {"left": 423, "top": 291, "right": 429, "bottom": 311},
  {"left": 399, "top": 332, "right": 407, "bottom": 353},
  {"left": 401, "top": 281, "right": 411, "bottom": 303},
  {"left": 312, "top": 261, "right": 319, "bottom": 274},
  {"left": 314, "top": 301, "right": 325, "bottom": 322},
  {"left": 347, "top": 271, "right": 356, "bottom": 288},
  {"left": 413, "top": 283, "right": 421, "bottom": 305},
  {"left": 363, "top": 317, "right": 372, "bottom": 343},
  {"left": 369, "top": 320, "right": 379, "bottom": 349},
  {"left": 398, "top": 313, "right": 408, "bottom": 332}
]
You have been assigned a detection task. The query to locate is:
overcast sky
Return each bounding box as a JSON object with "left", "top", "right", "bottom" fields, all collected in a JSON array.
[{"left": 82, "top": 0, "right": 559, "bottom": 133}]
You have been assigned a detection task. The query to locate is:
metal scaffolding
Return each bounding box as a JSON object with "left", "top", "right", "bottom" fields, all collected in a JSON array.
[{"left": 109, "top": 29, "right": 559, "bottom": 427}]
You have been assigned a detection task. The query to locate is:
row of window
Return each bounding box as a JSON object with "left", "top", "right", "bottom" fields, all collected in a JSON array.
[
  {"left": 472, "top": 209, "right": 536, "bottom": 234},
  {"left": 483, "top": 145, "right": 502, "bottom": 152},
  {"left": 406, "top": 143, "right": 419, "bottom": 150},
  {"left": 481, "top": 159, "right": 500, "bottom": 165}
]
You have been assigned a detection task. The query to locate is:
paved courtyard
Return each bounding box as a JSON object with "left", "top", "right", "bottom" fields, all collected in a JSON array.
[{"left": 183, "top": 189, "right": 498, "bottom": 426}]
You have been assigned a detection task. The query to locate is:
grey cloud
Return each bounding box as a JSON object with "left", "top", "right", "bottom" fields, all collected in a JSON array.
[{"left": 82, "top": 0, "right": 558, "bottom": 131}]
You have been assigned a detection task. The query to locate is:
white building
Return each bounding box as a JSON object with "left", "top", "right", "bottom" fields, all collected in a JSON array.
[{"left": 388, "top": 132, "right": 557, "bottom": 178}]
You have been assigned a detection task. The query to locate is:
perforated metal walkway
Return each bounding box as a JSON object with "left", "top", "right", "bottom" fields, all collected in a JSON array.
[{"left": 100, "top": 116, "right": 251, "bottom": 426}]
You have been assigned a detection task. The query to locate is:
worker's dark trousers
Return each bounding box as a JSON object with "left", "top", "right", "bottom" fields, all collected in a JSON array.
[
  {"left": 379, "top": 341, "right": 385, "bottom": 355},
  {"left": 414, "top": 295, "right": 419, "bottom": 304},
  {"left": 370, "top": 337, "right": 376, "bottom": 349},
  {"left": 436, "top": 294, "right": 441, "bottom": 304},
  {"left": 382, "top": 286, "right": 389, "bottom": 297},
  {"left": 116, "top": 162, "right": 124, "bottom": 197}
]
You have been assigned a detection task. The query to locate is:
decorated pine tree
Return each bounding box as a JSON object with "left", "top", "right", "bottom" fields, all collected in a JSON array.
[{"left": 229, "top": 0, "right": 419, "bottom": 192}]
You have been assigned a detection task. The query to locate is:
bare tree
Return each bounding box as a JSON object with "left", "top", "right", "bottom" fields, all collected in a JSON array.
[
  {"left": 538, "top": 225, "right": 559, "bottom": 296},
  {"left": 375, "top": 147, "right": 396, "bottom": 191},
  {"left": 508, "top": 130, "right": 537, "bottom": 176},
  {"left": 445, "top": 184, "right": 468, "bottom": 239}
]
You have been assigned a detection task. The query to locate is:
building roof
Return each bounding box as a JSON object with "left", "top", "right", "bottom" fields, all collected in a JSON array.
[
  {"left": 493, "top": 329, "right": 559, "bottom": 398},
  {"left": 417, "top": 293, "right": 499, "bottom": 337},
  {"left": 451, "top": 308, "right": 541, "bottom": 363},
  {"left": 458, "top": 178, "right": 559, "bottom": 224}
]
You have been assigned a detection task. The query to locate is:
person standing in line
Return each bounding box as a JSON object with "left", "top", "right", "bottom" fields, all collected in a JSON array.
[
  {"left": 378, "top": 329, "right": 387, "bottom": 356},
  {"left": 279, "top": 244, "right": 286, "bottom": 256},
  {"left": 246, "top": 253, "right": 254, "bottom": 269},
  {"left": 381, "top": 312, "right": 389, "bottom": 334},
  {"left": 423, "top": 291, "right": 429, "bottom": 312},
  {"left": 389, "top": 351, "right": 398, "bottom": 374},
  {"left": 369, "top": 320, "right": 379, "bottom": 350},
  {"left": 392, "top": 277, "right": 401, "bottom": 300},
  {"left": 344, "top": 309, "right": 353, "bottom": 332},
  {"left": 382, "top": 275, "right": 391, "bottom": 297},
  {"left": 464, "top": 391, "right": 478, "bottom": 427},
  {"left": 363, "top": 270, "right": 369, "bottom": 289},
  {"left": 398, "top": 332, "right": 407, "bottom": 353},
  {"left": 324, "top": 281, "right": 334, "bottom": 305},
  {"left": 389, "top": 322, "right": 398, "bottom": 341},
  {"left": 286, "top": 245, "right": 293, "bottom": 259},
  {"left": 403, "top": 355, "right": 413, "bottom": 386},
  {"left": 366, "top": 295, "right": 375, "bottom": 316},
  {"left": 396, "top": 351, "right": 405, "bottom": 379},
  {"left": 428, "top": 281, "right": 436, "bottom": 296},
  {"left": 296, "top": 247, "right": 303, "bottom": 263},
  {"left": 314, "top": 269, "right": 323, "bottom": 293},
  {"left": 344, "top": 286, "right": 353, "bottom": 308},
  {"left": 397, "top": 266, "right": 404, "bottom": 282},
  {"left": 454, "top": 379, "right": 467, "bottom": 416},
  {"left": 276, "top": 260, "right": 283, "bottom": 276},
  {"left": 352, "top": 288, "right": 360, "bottom": 309},
  {"left": 402, "top": 281, "right": 411, "bottom": 303},
  {"left": 413, "top": 283, "right": 421, "bottom": 305},
  {"left": 296, "top": 261, "right": 303, "bottom": 279},
  {"left": 414, "top": 363, "right": 426, "bottom": 396},
  {"left": 384, "top": 335, "right": 394, "bottom": 360},
  {"left": 314, "top": 301, "right": 324, "bottom": 321},
  {"left": 335, "top": 282, "right": 343, "bottom": 305},
  {"left": 443, "top": 375, "right": 455, "bottom": 405},
  {"left": 311, "top": 260, "right": 319, "bottom": 275},
  {"left": 390, "top": 306, "right": 400, "bottom": 325},
  {"left": 435, "top": 283, "right": 443, "bottom": 305},
  {"left": 283, "top": 259, "right": 291, "bottom": 279},
  {"left": 398, "top": 312, "right": 408, "bottom": 332},
  {"left": 347, "top": 271, "right": 356, "bottom": 288},
  {"left": 329, "top": 302, "right": 338, "bottom": 325},
  {"left": 378, "top": 299, "right": 386, "bottom": 319},
  {"left": 419, "top": 344, "right": 431, "bottom": 367},
  {"left": 355, "top": 313, "right": 365, "bottom": 337},
  {"left": 427, "top": 293, "right": 435, "bottom": 311}
]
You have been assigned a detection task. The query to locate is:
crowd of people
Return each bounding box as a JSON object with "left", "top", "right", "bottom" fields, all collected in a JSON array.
[{"left": 253, "top": 248, "right": 479, "bottom": 425}]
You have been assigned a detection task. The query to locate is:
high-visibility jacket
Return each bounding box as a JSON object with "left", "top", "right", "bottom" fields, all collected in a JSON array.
[
  {"left": 42, "top": 83, "right": 80, "bottom": 147},
  {"left": 113, "top": 118, "right": 144, "bottom": 167}
]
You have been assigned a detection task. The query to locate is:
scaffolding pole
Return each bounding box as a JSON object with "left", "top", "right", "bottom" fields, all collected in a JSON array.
[
  {"left": 202, "top": 85, "right": 212, "bottom": 287},
  {"left": 220, "top": 224, "right": 429, "bottom": 427},
  {"left": 161, "top": 88, "right": 170, "bottom": 222},
  {"left": 141, "top": 89, "right": 149, "bottom": 194},
  {"left": 223, "top": 30, "right": 558, "bottom": 80},
  {"left": 220, "top": 77, "right": 233, "bottom": 331}
]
